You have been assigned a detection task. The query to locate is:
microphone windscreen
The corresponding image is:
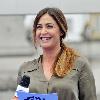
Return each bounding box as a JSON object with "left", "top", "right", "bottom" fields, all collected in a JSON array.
[{"left": 20, "top": 75, "right": 30, "bottom": 88}]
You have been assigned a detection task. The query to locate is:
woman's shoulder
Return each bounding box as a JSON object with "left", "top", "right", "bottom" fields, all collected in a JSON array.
[
  {"left": 18, "top": 56, "right": 41, "bottom": 72},
  {"left": 74, "top": 55, "right": 90, "bottom": 71}
]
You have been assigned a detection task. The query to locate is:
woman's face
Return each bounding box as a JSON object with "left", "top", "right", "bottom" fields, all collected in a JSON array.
[{"left": 35, "top": 13, "right": 61, "bottom": 49}]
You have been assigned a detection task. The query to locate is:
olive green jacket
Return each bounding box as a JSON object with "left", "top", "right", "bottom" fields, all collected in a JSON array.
[{"left": 17, "top": 56, "right": 97, "bottom": 100}]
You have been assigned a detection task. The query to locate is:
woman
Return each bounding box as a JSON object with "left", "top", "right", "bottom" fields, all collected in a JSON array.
[{"left": 12, "top": 7, "right": 97, "bottom": 100}]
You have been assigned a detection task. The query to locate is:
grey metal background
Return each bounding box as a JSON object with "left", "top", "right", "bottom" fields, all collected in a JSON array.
[{"left": 0, "top": 0, "right": 100, "bottom": 14}]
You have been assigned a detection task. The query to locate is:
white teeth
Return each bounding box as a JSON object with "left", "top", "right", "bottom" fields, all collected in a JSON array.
[
  {"left": 40, "top": 37, "right": 51, "bottom": 41},
  {"left": 42, "top": 38, "right": 47, "bottom": 41}
]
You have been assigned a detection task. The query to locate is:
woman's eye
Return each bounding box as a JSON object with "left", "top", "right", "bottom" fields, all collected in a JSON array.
[
  {"left": 47, "top": 25, "right": 53, "bottom": 28},
  {"left": 36, "top": 26, "right": 42, "bottom": 29}
]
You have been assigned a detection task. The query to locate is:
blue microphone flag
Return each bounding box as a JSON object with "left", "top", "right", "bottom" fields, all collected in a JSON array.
[{"left": 17, "top": 91, "right": 58, "bottom": 100}]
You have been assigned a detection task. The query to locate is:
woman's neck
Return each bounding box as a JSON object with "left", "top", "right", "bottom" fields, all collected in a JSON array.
[{"left": 42, "top": 45, "right": 61, "bottom": 63}]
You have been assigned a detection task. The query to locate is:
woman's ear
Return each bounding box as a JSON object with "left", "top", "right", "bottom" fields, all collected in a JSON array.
[{"left": 60, "top": 32, "right": 63, "bottom": 37}]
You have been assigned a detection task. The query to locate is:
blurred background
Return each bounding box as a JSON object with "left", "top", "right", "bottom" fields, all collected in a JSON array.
[{"left": 0, "top": 14, "right": 100, "bottom": 100}]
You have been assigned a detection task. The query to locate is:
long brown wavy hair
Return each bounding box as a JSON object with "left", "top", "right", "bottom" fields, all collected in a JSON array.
[{"left": 33, "top": 7, "right": 79, "bottom": 77}]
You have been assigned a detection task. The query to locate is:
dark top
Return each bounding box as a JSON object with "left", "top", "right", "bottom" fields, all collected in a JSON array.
[{"left": 17, "top": 55, "right": 97, "bottom": 100}]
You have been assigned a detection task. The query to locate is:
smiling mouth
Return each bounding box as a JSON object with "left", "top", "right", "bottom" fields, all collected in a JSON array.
[{"left": 40, "top": 37, "right": 52, "bottom": 41}]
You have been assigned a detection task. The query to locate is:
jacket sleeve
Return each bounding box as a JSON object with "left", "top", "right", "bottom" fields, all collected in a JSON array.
[
  {"left": 78, "top": 61, "right": 97, "bottom": 100},
  {"left": 17, "top": 64, "right": 23, "bottom": 85},
  {"left": 16, "top": 59, "right": 38, "bottom": 85},
  {"left": 17, "top": 62, "right": 27, "bottom": 85}
]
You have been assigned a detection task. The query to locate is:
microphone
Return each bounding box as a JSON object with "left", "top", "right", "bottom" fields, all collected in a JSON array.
[{"left": 15, "top": 75, "right": 30, "bottom": 97}]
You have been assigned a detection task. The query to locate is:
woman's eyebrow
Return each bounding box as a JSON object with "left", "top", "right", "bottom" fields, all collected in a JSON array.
[
  {"left": 37, "top": 23, "right": 55, "bottom": 27},
  {"left": 46, "top": 23, "right": 52, "bottom": 24},
  {"left": 46, "top": 23, "right": 54, "bottom": 25}
]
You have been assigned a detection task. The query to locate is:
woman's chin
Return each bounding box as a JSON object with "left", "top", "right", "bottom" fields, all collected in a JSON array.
[{"left": 41, "top": 44, "right": 53, "bottom": 49}]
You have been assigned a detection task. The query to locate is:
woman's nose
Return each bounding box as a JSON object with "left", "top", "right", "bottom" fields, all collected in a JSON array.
[{"left": 41, "top": 27, "right": 47, "bottom": 34}]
